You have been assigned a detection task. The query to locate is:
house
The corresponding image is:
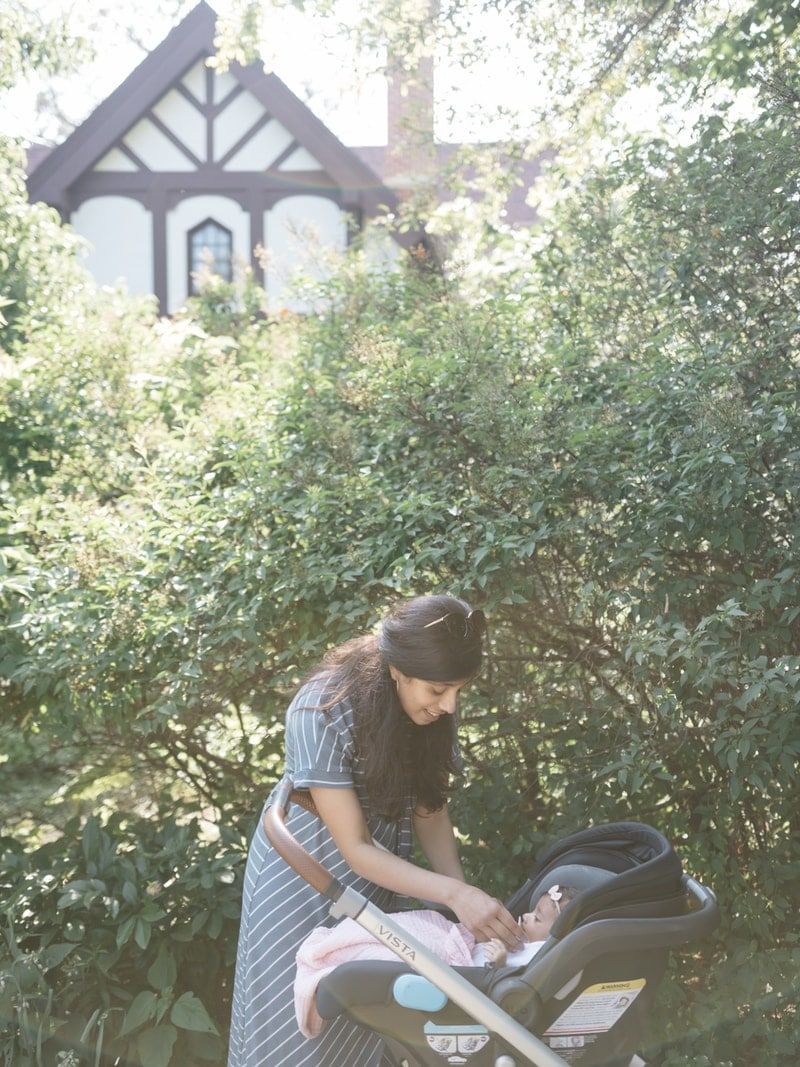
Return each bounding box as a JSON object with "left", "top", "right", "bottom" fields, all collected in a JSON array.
[{"left": 26, "top": 1, "right": 543, "bottom": 314}]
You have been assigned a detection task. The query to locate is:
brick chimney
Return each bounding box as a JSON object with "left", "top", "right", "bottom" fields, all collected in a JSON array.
[{"left": 384, "top": 12, "right": 436, "bottom": 193}]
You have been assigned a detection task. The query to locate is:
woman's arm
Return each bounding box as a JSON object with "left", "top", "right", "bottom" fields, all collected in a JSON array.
[
  {"left": 300, "top": 786, "right": 521, "bottom": 948},
  {"left": 413, "top": 803, "right": 465, "bottom": 882}
]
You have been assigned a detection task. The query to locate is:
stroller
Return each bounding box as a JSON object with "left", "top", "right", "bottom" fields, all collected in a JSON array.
[{"left": 265, "top": 779, "right": 719, "bottom": 1067}]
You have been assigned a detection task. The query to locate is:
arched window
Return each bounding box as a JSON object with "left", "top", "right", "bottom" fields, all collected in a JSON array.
[{"left": 187, "top": 218, "right": 233, "bottom": 293}]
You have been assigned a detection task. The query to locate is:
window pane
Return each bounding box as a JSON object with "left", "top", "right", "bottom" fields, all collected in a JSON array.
[{"left": 190, "top": 220, "right": 232, "bottom": 287}]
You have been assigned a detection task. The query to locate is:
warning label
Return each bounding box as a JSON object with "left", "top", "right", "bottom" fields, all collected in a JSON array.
[
  {"left": 424, "top": 1022, "right": 490, "bottom": 1063},
  {"left": 547, "top": 1033, "right": 595, "bottom": 1063},
  {"left": 545, "top": 979, "right": 646, "bottom": 1037}
]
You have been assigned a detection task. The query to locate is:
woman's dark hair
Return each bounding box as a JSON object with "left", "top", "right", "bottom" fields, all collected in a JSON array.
[{"left": 302, "top": 595, "right": 484, "bottom": 820}]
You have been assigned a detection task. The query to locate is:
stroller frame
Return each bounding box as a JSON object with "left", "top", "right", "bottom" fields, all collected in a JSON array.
[{"left": 264, "top": 779, "right": 719, "bottom": 1067}]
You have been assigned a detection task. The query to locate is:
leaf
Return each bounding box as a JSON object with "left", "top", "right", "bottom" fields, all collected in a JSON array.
[
  {"left": 119, "top": 990, "right": 158, "bottom": 1037},
  {"left": 57, "top": 885, "right": 86, "bottom": 910},
  {"left": 190, "top": 910, "right": 209, "bottom": 934},
  {"left": 156, "top": 993, "right": 173, "bottom": 1024},
  {"left": 116, "top": 916, "right": 136, "bottom": 948},
  {"left": 38, "top": 943, "right": 76, "bottom": 972},
  {"left": 147, "top": 946, "right": 177, "bottom": 992},
  {"left": 136, "top": 1024, "right": 178, "bottom": 1067},
  {"left": 11, "top": 957, "right": 44, "bottom": 992},
  {"left": 79, "top": 1007, "right": 102, "bottom": 1044},
  {"left": 740, "top": 681, "right": 763, "bottom": 707},
  {"left": 141, "top": 902, "right": 167, "bottom": 922},
  {"left": 186, "top": 1031, "right": 226, "bottom": 1062},
  {"left": 82, "top": 817, "right": 101, "bottom": 863},
  {"left": 135, "top": 918, "right": 152, "bottom": 950},
  {"left": 170, "top": 992, "right": 220, "bottom": 1035}
]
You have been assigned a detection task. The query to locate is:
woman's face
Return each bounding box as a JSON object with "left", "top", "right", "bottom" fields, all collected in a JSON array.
[
  {"left": 390, "top": 668, "right": 469, "bottom": 727},
  {"left": 519, "top": 892, "right": 560, "bottom": 941}
]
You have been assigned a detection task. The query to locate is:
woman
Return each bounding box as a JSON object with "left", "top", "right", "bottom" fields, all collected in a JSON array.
[{"left": 227, "top": 594, "right": 521, "bottom": 1067}]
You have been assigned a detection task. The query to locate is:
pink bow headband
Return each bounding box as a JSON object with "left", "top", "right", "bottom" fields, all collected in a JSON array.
[{"left": 547, "top": 885, "right": 564, "bottom": 914}]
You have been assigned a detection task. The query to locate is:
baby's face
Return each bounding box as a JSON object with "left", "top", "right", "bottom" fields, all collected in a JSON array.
[{"left": 518, "top": 893, "right": 560, "bottom": 941}]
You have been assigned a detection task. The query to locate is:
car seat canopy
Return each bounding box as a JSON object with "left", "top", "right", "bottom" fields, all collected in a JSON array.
[
  {"left": 527, "top": 863, "right": 616, "bottom": 911},
  {"left": 508, "top": 822, "right": 686, "bottom": 938}
]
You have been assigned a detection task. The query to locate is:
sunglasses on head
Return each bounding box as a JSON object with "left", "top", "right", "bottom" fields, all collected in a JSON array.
[{"left": 423, "top": 608, "right": 487, "bottom": 640}]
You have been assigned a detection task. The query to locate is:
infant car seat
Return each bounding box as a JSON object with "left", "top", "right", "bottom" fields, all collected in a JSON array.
[{"left": 265, "top": 783, "right": 719, "bottom": 1067}]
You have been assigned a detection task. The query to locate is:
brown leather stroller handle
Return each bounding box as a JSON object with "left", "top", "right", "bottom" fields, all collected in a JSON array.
[{"left": 262, "top": 779, "right": 344, "bottom": 900}]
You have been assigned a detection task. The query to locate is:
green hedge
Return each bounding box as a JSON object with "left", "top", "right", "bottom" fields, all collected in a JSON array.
[{"left": 0, "top": 811, "right": 246, "bottom": 1066}]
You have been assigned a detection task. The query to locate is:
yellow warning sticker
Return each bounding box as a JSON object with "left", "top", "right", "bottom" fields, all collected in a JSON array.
[{"left": 544, "top": 978, "right": 646, "bottom": 1036}]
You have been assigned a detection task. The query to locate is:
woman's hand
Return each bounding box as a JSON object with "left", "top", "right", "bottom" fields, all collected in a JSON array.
[
  {"left": 450, "top": 884, "right": 522, "bottom": 949},
  {"left": 482, "top": 938, "right": 508, "bottom": 968}
]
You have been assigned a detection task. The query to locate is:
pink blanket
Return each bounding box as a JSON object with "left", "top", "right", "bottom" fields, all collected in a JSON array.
[{"left": 294, "top": 910, "right": 476, "bottom": 1037}]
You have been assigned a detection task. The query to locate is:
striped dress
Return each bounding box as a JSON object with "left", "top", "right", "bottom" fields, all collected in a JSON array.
[{"left": 228, "top": 680, "right": 414, "bottom": 1067}]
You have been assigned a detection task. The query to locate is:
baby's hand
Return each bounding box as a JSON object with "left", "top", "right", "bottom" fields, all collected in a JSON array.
[{"left": 482, "top": 938, "right": 508, "bottom": 968}]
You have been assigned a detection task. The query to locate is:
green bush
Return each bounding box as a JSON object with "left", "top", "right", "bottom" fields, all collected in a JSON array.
[{"left": 0, "top": 810, "right": 246, "bottom": 1067}]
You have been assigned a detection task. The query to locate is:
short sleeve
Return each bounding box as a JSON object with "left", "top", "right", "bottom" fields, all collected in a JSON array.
[{"left": 285, "top": 682, "right": 354, "bottom": 789}]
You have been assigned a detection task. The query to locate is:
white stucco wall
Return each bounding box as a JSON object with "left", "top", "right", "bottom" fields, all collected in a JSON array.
[
  {"left": 181, "top": 60, "right": 237, "bottom": 106},
  {"left": 70, "top": 196, "right": 154, "bottom": 295},
  {"left": 181, "top": 59, "right": 207, "bottom": 102},
  {"left": 224, "top": 119, "right": 294, "bottom": 171},
  {"left": 152, "top": 89, "right": 207, "bottom": 161},
  {"left": 94, "top": 147, "right": 138, "bottom": 172},
  {"left": 212, "top": 69, "right": 238, "bottom": 104},
  {"left": 213, "top": 90, "right": 267, "bottom": 160},
  {"left": 264, "top": 195, "right": 347, "bottom": 311},
  {"left": 278, "top": 146, "right": 322, "bottom": 171},
  {"left": 166, "top": 195, "right": 249, "bottom": 313},
  {"left": 124, "top": 117, "right": 195, "bottom": 171}
]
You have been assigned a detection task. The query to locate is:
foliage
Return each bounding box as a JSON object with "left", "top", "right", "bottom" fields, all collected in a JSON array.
[
  {"left": 183, "top": 260, "right": 269, "bottom": 339},
  {"left": 0, "top": 146, "right": 88, "bottom": 351},
  {"left": 243, "top": 0, "right": 800, "bottom": 126},
  {"left": 0, "top": 810, "right": 246, "bottom": 1067},
  {"left": 0, "top": 6, "right": 89, "bottom": 93}
]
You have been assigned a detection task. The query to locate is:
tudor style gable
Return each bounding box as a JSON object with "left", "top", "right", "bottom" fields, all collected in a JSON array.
[
  {"left": 27, "top": 1, "right": 401, "bottom": 313},
  {"left": 85, "top": 55, "right": 338, "bottom": 180}
]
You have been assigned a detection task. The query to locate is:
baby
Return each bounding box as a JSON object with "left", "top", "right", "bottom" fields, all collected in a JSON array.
[
  {"left": 295, "top": 883, "right": 579, "bottom": 1037},
  {"left": 474, "top": 884, "right": 579, "bottom": 967}
]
